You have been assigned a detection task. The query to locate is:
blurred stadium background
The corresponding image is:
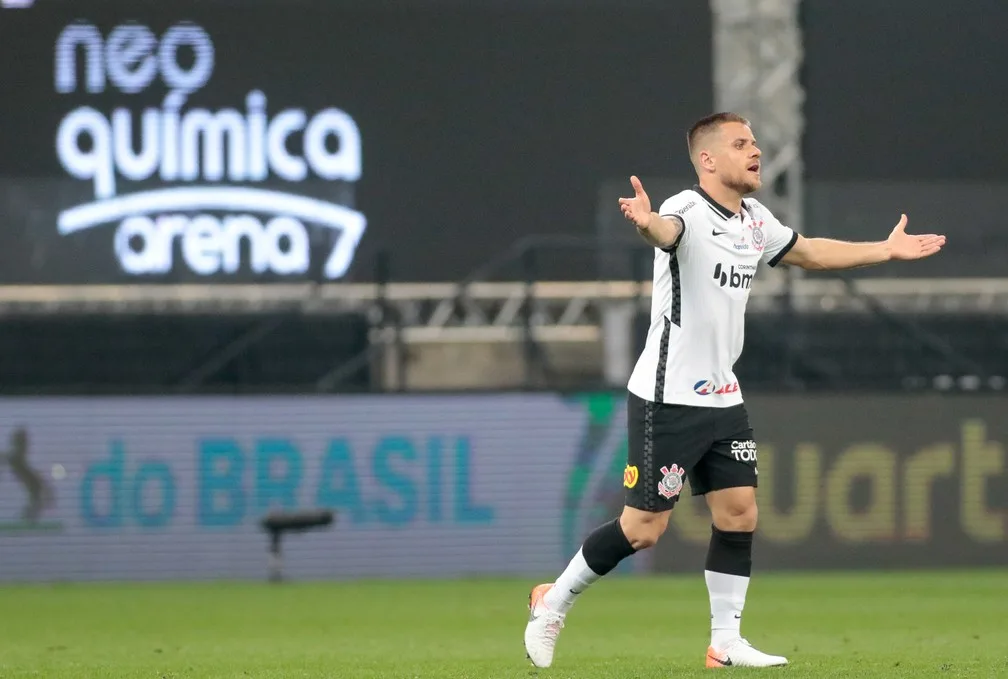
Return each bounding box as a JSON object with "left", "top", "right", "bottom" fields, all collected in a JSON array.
[{"left": 0, "top": 0, "right": 1005, "bottom": 676}]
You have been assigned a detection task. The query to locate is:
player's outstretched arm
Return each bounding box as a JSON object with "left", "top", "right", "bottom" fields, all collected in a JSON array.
[
  {"left": 779, "top": 214, "right": 946, "bottom": 270},
  {"left": 618, "top": 176, "right": 683, "bottom": 250}
]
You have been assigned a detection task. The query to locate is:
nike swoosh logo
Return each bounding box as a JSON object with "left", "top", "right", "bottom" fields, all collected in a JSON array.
[
  {"left": 734, "top": 614, "right": 742, "bottom": 619},
  {"left": 707, "top": 654, "right": 732, "bottom": 667},
  {"left": 569, "top": 589, "right": 582, "bottom": 595},
  {"left": 712, "top": 228, "right": 728, "bottom": 236}
]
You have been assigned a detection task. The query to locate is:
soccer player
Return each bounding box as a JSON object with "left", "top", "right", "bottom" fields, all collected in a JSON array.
[{"left": 523, "top": 112, "right": 946, "bottom": 669}]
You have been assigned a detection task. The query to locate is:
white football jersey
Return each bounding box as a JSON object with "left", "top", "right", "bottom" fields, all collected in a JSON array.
[{"left": 627, "top": 185, "right": 797, "bottom": 407}]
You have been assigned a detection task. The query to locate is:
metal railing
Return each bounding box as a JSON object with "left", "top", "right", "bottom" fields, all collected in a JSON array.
[
  {"left": 323, "top": 237, "right": 1007, "bottom": 393},
  {"left": 0, "top": 237, "right": 1004, "bottom": 393}
]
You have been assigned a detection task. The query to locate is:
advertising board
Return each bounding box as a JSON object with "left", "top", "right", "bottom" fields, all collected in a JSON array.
[{"left": 0, "top": 394, "right": 1004, "bottom": 582}]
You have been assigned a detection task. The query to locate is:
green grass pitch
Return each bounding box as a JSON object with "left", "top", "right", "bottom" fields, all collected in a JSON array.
[{"left": 0, "top": 570, "right": 1005, "bottom": 678}]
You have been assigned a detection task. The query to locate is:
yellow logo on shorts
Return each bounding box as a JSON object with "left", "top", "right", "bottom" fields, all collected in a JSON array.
[{"left": 623, "top": 465, "right": 639, "bottom": 489}]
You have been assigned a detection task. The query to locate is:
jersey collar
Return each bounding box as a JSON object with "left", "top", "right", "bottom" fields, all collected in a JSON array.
[{"left": 693, "top": 184, "right": 748, "bottom": 221}]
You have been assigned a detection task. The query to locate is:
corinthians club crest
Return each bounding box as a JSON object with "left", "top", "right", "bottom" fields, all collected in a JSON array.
[
  {"left": 749, "top": 219, "right": 766, "bottom": 252},
  {"left": 657, "top": 464, "right": 684, "bottom": 499}
]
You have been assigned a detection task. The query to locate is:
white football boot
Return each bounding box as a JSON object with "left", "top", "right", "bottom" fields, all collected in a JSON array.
[
  {"left": 706, "top": 638, "right": 789, "bottom": 668},
  {"left": 524, "top": 583, "right": 566, "bottom": 668}
]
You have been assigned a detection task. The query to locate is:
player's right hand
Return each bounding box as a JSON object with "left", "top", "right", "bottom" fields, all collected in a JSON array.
[{"left": 618, "top": 175, "right": 653, "bottom": 230}]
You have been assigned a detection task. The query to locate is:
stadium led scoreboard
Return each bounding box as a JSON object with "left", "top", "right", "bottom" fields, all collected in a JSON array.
[{"left": 0, "top": 0, "right": 711, "bottom": 284}]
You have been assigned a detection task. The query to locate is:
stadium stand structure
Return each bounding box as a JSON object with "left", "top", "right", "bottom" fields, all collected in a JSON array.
[{"left": 0, "top": 272, "right": 1005, "bottom": 394}]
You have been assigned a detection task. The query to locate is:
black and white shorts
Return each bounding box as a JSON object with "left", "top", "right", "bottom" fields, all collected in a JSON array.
[{"left": 623, "top": 392, "right": 758, "bottom": 513}]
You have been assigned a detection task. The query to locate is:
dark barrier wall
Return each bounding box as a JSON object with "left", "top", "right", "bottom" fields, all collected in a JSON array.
[
  {"left": 0, "top": 0, "right": 1005, "bottom": 283},
  {"left": 797, "top": 0, "right": 1008, "bottom": 278},
  {"left": 802, "top": 0, "right": 1008, "bottom": 182},
  {"left": 0, "top": 392, "right": 1004, "bottom": 581}
]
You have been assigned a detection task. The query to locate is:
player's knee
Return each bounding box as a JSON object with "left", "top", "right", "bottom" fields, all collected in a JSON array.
[
  {"left": 619, "top": 507, "right": 671, "bottom": 550},
  {"left": 713, "top": 500, "right": 758, "bottom": 532},
  {"left": 621, "top": 521, "right": 665, "bottom": 550}
]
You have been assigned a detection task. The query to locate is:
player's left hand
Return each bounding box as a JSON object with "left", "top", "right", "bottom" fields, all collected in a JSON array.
[{"left": 886, "top": 214, "right": 946, "bottom": 260}]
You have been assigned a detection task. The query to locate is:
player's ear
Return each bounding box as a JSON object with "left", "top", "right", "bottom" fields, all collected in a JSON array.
[{"left": 699, "top": 150, "right": 715, "bottom": 173}]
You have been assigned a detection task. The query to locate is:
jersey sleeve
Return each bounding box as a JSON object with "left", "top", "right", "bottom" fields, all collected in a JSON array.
[
  {"left": 751, "top": 200, "right": 799, "bottom": 267},
  {"left": 656, "top": 190, "right": 698, "bottom": 252}
]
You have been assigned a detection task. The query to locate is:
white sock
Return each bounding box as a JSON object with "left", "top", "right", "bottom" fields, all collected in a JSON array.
[
  {"left": 543, "top": 548, "right": 601, "bottom": 614},
  {"left": 705, "top": 570, "right": 750, "bottom": 649}
]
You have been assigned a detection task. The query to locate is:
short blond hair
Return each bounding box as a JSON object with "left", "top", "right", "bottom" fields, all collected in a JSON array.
[{"left": 687, "top": 112, "right": 751, "bottom": 158}]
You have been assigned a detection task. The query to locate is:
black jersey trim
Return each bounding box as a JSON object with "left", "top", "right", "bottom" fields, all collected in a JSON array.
[
  {"left": 668, "top": 252, "right": 682, "bottom": 327},
  {"left": 654, "top": 316, "right": 672, "bottom": 402},
  {"left": 658, "top": 214, "right": 686, "bottom": 253},
  {"left": 642, "top": 399, "right": 656, "bottom": 511},
  {"left": 693, "top": 184, "right": 735, "bottom": 220},
  {"left": 768, "top": 230, "right": 799, "bottom": 267},
  {"left": 653, "top": 250, "right": 680, "bottom": 400}
]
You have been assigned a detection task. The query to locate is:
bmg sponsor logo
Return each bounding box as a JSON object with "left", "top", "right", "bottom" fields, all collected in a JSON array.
[
  {"left": 53, "top": 20, "right": 366, "bottom": 279},
  {"left": 713, "top": 262, "right": 755, "bottom": 289}
]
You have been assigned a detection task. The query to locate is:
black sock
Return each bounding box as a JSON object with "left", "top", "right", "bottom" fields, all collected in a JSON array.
[
  {"left": 581, "top": 518, "right": 637, "bottom": 576},
  {"left": 705, "top": 525, "right": 753, "bottom": 576}
]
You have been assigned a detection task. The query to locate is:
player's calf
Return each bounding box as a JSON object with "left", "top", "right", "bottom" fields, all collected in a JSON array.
[
  {"left": 704, "top": 489, "right": 759, "bottom": 650},
  {"left": 701, "top": 487, "right": 785, "bottom": 667},
  {"left": 524, "top": 507, "right": 669, "bottom": 668},
  {"left": 546, "top": 507, "right": 669, "bottom": 613},
  {"left": 546, "top": 513, "right": 642, "bottom": 612}
]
